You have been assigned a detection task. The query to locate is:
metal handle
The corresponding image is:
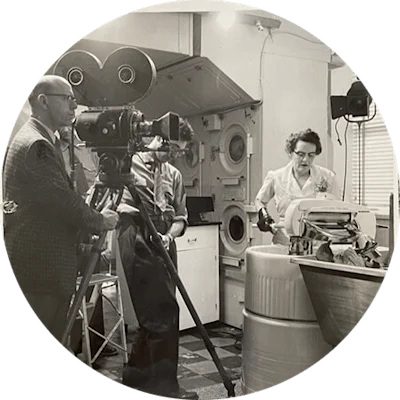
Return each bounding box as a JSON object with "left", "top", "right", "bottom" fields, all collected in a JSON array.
[
  {"left": 303, "top": 218, "right": 361, "bottom": 241},
  {"left": 377, "top": 224, "right": 389, "bottom": 229},
  {"left": 188, "top": 238, "right": 198, "bottom": 243}
]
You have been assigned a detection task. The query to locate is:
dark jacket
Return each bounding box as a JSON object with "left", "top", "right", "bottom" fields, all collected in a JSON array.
[{"left": 3, "top": 118, "right": 105, "bottom": 296}]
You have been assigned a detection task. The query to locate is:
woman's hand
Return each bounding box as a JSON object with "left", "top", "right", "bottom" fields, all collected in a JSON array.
[{"left": 257, "top": 207, "right": 276, "bottom": 233}]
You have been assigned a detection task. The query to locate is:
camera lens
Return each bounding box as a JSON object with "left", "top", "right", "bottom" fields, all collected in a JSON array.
[
  {"left": 67, "top": 67, "right": 84, "bottom": 86},
  {"left": 118, "top": 65, "right": 136, "bottom": 84}
]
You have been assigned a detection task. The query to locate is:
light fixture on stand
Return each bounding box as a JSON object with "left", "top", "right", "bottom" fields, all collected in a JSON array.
[{"left": 330, "top": 80, "right": 376, "bottom": 206}]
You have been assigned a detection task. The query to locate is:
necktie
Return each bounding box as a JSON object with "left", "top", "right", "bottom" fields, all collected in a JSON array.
[
  {"left": 54, "top": 137, "right": 66, "bottom": 170},
  {"left": 73, "top": 160, "right": 90, "bottom": 196},
  {"left": 66, "top": 143, "right": 90, "bottom": 196},
  {"left": 56, "top": 138, "right": 89, "bottom": 195},
  {"left": 153, "top": 163, "right": 168, "bottom": 212}
]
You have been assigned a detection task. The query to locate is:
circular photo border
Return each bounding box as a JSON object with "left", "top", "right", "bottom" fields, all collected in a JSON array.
[{"left": 0, "top": 0, "right": 400, "bottom": 392}]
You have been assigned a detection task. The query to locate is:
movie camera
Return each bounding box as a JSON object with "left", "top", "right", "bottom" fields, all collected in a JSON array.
[
  {"left": 53, "top": 47, "right": 184, "bottom": 180},
  {"left": 73, "top": 106, "right": 180, "bottom": 179}
]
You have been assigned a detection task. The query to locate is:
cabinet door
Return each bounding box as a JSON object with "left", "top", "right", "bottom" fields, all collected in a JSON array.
[{"left": 177, "top": 248, "right": 219, "bottom": 330}]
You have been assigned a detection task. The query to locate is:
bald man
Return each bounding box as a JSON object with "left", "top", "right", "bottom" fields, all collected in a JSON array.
[{"left": 2, "top": 75, "right": 119, "bottom": 342}]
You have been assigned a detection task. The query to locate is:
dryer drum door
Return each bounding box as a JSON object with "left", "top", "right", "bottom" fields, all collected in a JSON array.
[
  {"left": 218, "top": 122, "right": 248, "bottom": 176},
  {"left": 220, "top": 204, "right": 248, "bottom": 257}
]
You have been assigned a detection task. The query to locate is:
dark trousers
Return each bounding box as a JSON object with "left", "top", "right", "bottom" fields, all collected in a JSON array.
[
  {"left": 25, "top": 245, "right": 108, "bottom": 353},
  {"left": 118, "top": 214, "right": 180, "bottom": 394},
  {"left": 25, "top": 293, "right": 72, "bottom": 342}
]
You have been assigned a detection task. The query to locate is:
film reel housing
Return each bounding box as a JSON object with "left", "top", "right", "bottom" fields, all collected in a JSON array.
[
  {"left": 53, "top": 46, "right": 157, "bottom": 107},
  {"left": 53, "top": 47, "right": 181, "bottom": 180}
]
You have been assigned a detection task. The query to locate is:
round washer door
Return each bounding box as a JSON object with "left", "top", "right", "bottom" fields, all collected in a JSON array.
[
  {"left": 218, "top": 122, "right": 248, "bottom": 176},
  {"left": 220, "top": 204, "right": 248, "bottom": 257}
]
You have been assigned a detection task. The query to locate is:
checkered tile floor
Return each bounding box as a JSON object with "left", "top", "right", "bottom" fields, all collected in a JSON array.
[
  {"left": 79, "top": 286, "right": 243, "bottom": 399},
  {"left": 176, "top": 326, "right": 242, "bottom": 392}
]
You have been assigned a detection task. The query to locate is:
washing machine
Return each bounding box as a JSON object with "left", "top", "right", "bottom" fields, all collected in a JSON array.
[
  {"left": 176, "top": 107, "right": 263, "bottom": 328},
  {"left": 218, "top": 201, "right": 248, "bottom": 328},
  {"left": 204, "top": 107, "right": 261, "bottom": 328},
  {"left": 208, "top": 108, "right": 258, "bottom": 263},
  {"left": 241, "top": 245, "right": 332, "bottom": 392}
]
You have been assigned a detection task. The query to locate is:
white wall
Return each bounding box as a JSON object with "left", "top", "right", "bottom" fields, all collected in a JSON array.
[
  {"left": 201, "top": 11, "right": 331, "bottom": 101},
  {"left": 86, "top": 12, "right": 194, "bottom": 55},
  {"left": 330, "top": 65, "right": 354, "bottom": 201},
  {"left": 86, "top": 9, "right": 332, "bottom": 107},
  {"left": 260, "top": 53, "right": 329, "bottom": 178}
]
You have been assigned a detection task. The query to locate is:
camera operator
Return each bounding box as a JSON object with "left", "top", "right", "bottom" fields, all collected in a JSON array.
[
  {"left": 116, "top": 119, "right": 198, "bottom": 399},
  {"left": 2, "top": 75, "right": 119, "bottom": 343}
]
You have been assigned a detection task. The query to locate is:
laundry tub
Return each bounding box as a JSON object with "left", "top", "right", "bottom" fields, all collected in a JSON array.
[
  {"left": 241, "top": 245, "right": 332, "bottom": 393},
  {"left": 245, "top": 245, "right": 316, "bottom": 321},
  {"left": 292, "top": 256, "right": 387, "bottom": 347}
]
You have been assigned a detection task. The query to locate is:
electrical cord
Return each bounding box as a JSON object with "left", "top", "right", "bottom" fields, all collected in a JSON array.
[
  {"left": 208, "top": 327, "right": 243, "bottom": 351},
  {"left": 246, "top": 28, "right": 323, "bottom": 109},
  {"left": 333, "top": 117, "right": 349, "bottom": 201},
  {"left": 254, "top": 28, "right": 323, "bottom": 106},
  {"left": 217, "top": 28, "right": 273, "bottom": 112},
  {"left": 257, "top": 28, "right": 272, "bottom": 104}
]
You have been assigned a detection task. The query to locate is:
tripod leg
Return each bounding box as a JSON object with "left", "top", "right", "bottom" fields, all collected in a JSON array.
[
  {"left": 125, "top": 182, "right": 235, "bottom": 398},
  {"left": 62, "top": 186, "right": 123, "bottom": 347},
  {"left": 61, "top": 231, "right": 109, "bottom": 346},
  {"left": 82, "top": 293, "right": 92, "bottom": 367}
]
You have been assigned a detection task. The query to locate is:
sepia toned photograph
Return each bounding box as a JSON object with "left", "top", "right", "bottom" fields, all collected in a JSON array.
[{"left": 1, "top": 1, "right": 398, "bottom": 399}]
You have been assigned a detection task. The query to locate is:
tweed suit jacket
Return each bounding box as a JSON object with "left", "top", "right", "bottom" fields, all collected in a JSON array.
[{"left": 3, "top": 118, "right": 105, "bottom": 296}]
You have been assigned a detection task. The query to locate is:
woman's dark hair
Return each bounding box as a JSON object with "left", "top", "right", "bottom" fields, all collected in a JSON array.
[{"left": 285, "top": 128, "right": 322, "bottom": 155}]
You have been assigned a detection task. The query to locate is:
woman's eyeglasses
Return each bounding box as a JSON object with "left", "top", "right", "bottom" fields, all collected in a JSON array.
[{"left": 293, "top": 150, "right": 317, "bottom": 159}]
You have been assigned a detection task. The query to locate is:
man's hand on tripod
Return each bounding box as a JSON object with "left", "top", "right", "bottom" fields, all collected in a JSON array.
[
  {"left": 101, "top": 201, "right": 119, "bottom": 231},
  {"left": 157, "top": 232, "right": 173, "bottom": 250}
]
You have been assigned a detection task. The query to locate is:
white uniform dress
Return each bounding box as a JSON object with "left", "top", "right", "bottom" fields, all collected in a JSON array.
[{"left": 255, "top": 160, "right": 339, "bottom": 245}]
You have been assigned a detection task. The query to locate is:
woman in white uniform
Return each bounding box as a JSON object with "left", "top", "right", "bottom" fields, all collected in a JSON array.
[{"left": 255, "top": 129, "right": 339, "bottom": 245}]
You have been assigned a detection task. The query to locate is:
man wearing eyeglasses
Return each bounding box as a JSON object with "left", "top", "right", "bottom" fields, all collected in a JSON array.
[
  {"left": 2, "top": 75, "right": 119, "bottom": 343},
  {"left": 255, "top": 128, "right": 339, "bottom": 245}
]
